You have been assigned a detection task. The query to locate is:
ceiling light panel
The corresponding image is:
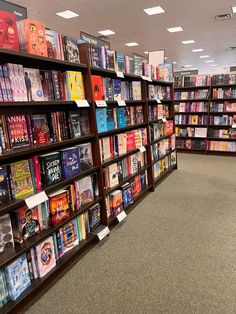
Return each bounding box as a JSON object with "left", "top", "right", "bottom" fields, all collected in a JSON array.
[
  {"left": 56, "top": 10, "right": 79, "bottom": 19},
  {"left": 205, "top": 60, "right": 214, "bottom": 63},
  {"left": 125, "top": 42, "right": 139, "bottom": 47},
  {"left": 192, "top": 49, "right": 203, "bottom": 52},
  {"left": 166, "top": 26, "right": 183, "bottom": 33},
  {"left": 183, "top": 65, "right": 192, "bottom": 67},
  {"left": 144, "top": 51, "right": 149, "bottom": 54},
  {"left": 232, "top": 6, "right": 236, "bottom": 13},
  {"left": 182, "top": 40, "right": 195, "bottom": 44},
  {"left": 98, "top": 30, "right": 115, "bottom": 36},
  {"left": 143, "top": 6, "right": 165, "bottom": 15},
  {"left": 200, "top": 55, "right": 210, "bottom": 58}
]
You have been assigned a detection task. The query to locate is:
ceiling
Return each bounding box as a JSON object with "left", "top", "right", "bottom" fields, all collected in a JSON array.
[{"left": 8, "top": 0, "right": 236, "bottom": 74}]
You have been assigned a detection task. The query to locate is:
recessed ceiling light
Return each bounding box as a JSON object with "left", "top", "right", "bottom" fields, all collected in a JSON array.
[
  {"left": 143, "top": 6, "right": 165, "bottom": 15},
  {"left": 205, "top": 60, "right": 214, "bottom": 63},
  {"left": 183, "top": 65, "right": 192, "bottom": 67},
  {"left": 56, "top": 10, "right": 79, "bottom": 19},
  {"left": 164, "top": 57, "right": 168, "bottom": 60},
  {"left": 200, "top": 55, "right": 210, "bottom": 58},
  {"left": 166, "top": 26, "right": 183, "bottom": 33},
  {"left": 210, "top": 64, "right": 218, "bottom": 67},
  {"left": 173, "top": 61, "right": 177, "bottom": 64},
  {"left": 232, "top": 6, "right": 236, "bottom": 13},
  {"left": 125, "top": 42, "right": 139, "bottom": 47},
  {"left": 144, "top": 51, "right": 149, "bottom": 54},
  {"left": 182, "top": 40, "right": 195, "bottom": 44},
  {"left": 98, "top": 30, "right": 115, "bottom": 36},
  {"left": 192, "top": 49, "right": 203, "bottom": 52}
]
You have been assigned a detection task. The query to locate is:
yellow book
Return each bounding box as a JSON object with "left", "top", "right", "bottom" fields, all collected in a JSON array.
[{"left": 66, "top": 71, "right": 85, "bottom": 100}]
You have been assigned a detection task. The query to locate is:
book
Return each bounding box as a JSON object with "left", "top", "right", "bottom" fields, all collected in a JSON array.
[
  {"left": 10, "top": 160, "right": 34, "bottom": 199},
  {"left": 34, "top": 236, "right": 56, "bottom": 277},
  {"left": 60, "top": 219, "right": 79, "bottom": 254},
  {"left": 115, "top": 51, "right": 125, "bottom": 73},
  {"left": 91, "top": 75, "right": 104, "bottom": 100},
  {"left": 135, "top": 106, "right": 144, "bottom": 124},
  {"left": 116, "top": 107, "right": 126, "bottom": 128},
  {"left": 107, "top": 107, "right": 115, "bottom": 131},
  {"left": 30, "top": 113, "right": 51, "bottom": 146},
  {"left": 0, "top": 166, "right": 11, "bottom": 206},
  {"left": 39, "top": 152, "right": 62, "bottom": 187},
  {"left": 62, "top": 36, "right": 80, "bottom": 63},
  {"left": 0, "top": 270, "right": 9, "bottom": 308},
  {"left": 121, "top": 182, "right": 133, "bottom": 208},
  {"left": 0, "top": 11, "right": 19, "bottom": 50},
  {"left": 74, "top": 176, "right": 94, "bottom": 206},
  {"left": 24, "top": 68, "right": 44, "bottom": 101},
  {"left": 96, "top": 108, "right": 108, "bottom": 133},
  {"left": 88, "top": 204, "right": 101, "bottom": 229},
  {"left": 107, "top": 163, "right": 119, "bottom": 188},
  {"left": 48, "top": 189, "right": 70, "bottom": 224},
  {"left": 60, "top": 147, "right": 80, "bottom": 178},
  {"left": 110, "top": 190, "right": 123, "bottom": 216},
  {"left": 0, "top": 213, "right": 14, "bottom": 252},
  {"left": 6, "top": 114, "right": 30, "bottom": 150},
  {"left": 77, "top": 143, "right": 93, "bottom": 171},
  {"left": 113, "top": 79, "right": 122, "bottom": 100},
  {"left": 4, "top": 254, "right": 31, "bottom": 301},
  {"left": 68, "top": 111, "right": 81, "bottom": 138},
  {"left": 65, "top": 71, "right": 84, "bottom": 100}
]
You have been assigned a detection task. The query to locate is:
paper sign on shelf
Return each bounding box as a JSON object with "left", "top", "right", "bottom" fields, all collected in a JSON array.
[
  {"left": 139, "top": 146, "right": 146, "bottom": 153},
  {"left": 232, "top": 124, "right": 236, "bottom": 129},
  {"left": 116, "top": 71, "right": 124, "bottom": 78},
  {"left": 156, "top": 99, "right": 162, "bottom": 104},
  {"left": 75, "top": 100, "right": 90, "bottom": 107},
  {"left": 141, "top": 75, "right": 148, "bottom": 81},
  {"left": 147, "top": 77, "right": 152, "bottom": 82},
  {"left": 162, "top": 117, "right": 167, "bottom": 123},
  {"left": 117, "top": 211, "right": 127, "bottom": 223},
  {"left": 97, "top": 226, "right": 110, "bottom": 241},
  {"left": 95, "top": 100, "right": 107, "bottom": 107},
  {"left": 25, "top": 191, "right": 48, "bottom": 209},
  {"left": 117, "top": 100, "right": 126, "bottom": 107}
]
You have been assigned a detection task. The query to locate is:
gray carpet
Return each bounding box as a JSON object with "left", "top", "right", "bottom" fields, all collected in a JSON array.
[{"left": 25, "top": 153, "right": 236, "bottom": 314}]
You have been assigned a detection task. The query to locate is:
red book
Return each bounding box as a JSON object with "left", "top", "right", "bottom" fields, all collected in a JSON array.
[
  {"left": 6, "top": 114, "right": 30, "bottom": 150},
  {"left": 48, "top": 190, "right": 70, "bottom": 225},
  {"left": 0, "top": 11, "right": 19, "bottom": 50},
  {"left": 166, "top": 120, "right": 173, "bottom": 135},
  {"left": 91, "top": 75, "right": 104, "bottom": 100},
  {"left": 109, "top": 136, "right": 114, "bottom": 157},
  {"left": 32, "top": 156, "right": 42, "bottom": 191},
  {"left": 126, "top": 131, "right": 136, "bottom": 151},
  {"left": 135, "top": 175, "right": 141, "bottom": 194},
  {"left": 30, "top": 114, "right": 51, "bottom": 146}
]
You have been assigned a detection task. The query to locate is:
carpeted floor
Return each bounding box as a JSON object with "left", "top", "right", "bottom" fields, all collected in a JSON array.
[{"left": 25, "top": 153, "right": 236, "bottom": 314}]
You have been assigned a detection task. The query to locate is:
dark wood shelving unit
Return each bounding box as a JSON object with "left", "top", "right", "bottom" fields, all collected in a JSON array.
[
  {"left": 0, "top": 43, "right": 177, "bottom": 313},
  {"left": 175, "top": 85, "right": 211, "bottom": 90},
  {"left": 152, "top": 150, "right": 176, "bottom": 165},
  {"left": 174, "top": 98, "right": 209, "bottom": 103},
  {"left": 150, "top": 133, "right": 175, "bottom": 145},
  {"left": 148, "top": 99, "right": 172, "bottom": 104},
  {"left": 175, "top": 111, "right": 208, "bottom": 115},
  {"left": 175, "top": 124, "right": 207, "bottom": 127},
  {"left": 154, "top": 164, "right": 177, "bottom": 187}
]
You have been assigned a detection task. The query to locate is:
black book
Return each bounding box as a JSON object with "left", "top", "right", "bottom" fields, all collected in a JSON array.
[
  {"left": 62, "top": 36, "right": 80, "bottom": 63},
  {"left": 39, "top": 152, "right": 63, "bottom": 187},
  {"left": 0, "top": 166, "right": 12, "bottom": 206}
]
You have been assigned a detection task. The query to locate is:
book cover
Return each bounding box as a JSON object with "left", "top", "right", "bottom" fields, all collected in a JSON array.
[
  {"left": 0, "top": 166, "right": 11, "bottom": 206},
  {"left": 65, "top": 71, "right": 84, "bottom": 100},
  {"left": 10, "top": 205, "right": 41, "bottom": 243},
  {"left": 107, "top": 163, "right": 119, "bottom": 188},
  {"left": 115, "top": 51, "right": 125, "bottom": 73},
  {"left": 68, "top": 111, "right": 81, "bottom": 138},
  {"left": 79, "top": 110, "right": 90, "bottom": 135},
  {"left": 77, "top": 143, "right": 93, "bottom": 171},
  {"left": 104, "top": 77, "right": 113, "bottom": 101},
  {"left": 96, "top": 108, "right": 108, "bottom": 133},
  {"left": 107, "top": 107, "right": 115, "bottom": 130},
  {"left": 4, "top": 254, "right": 31, "bottom": 301},
  {"left": 0, "top": 11, "right": 19, "bottom": 50},
  {"left": 107, "top": 51, "right": 115, "bottom": 70},
  {"left": 166, "top": 120, "right": 173, "bottom": 135},
  {"left": 60, "top": 219, "right": 79, "bottom": 254},
  {"left": 31, "top": 113, "right": 51, "bottom": 146},
  {"left": 24, "top": 68, "right": 44, "bottom": 101},
  {"left": 40, "top": 70, "right": 54, "bottom": 101},
  {"left": 48, "top": 189, "right": 70, "bottom": 224},
  {"left": 88, "top": 203, "right": 101, "bottom": 229},
  {"left": 60, "top": 147, "right": 80, "bottom": 178},
  {"left": 110, "top": 190, "right": 123, "bottom": 216},
  {"left": 39, "top": 152, "right": 62, "bottom": 187},
  {"left": 62, "top": 36, "right": 80, "bottom": 63},
  {"left": 35, "top": 236, "right": 56, "bottom": 278},
  {"left": 113, "top": 79, "right": 122, "bottom": 101},
  {"left": 116, "top": 107, "right": 126, "bottom": 128},
  {"left": 10, "top": 160, "right": 34, "bottom": 199},
  {"left": 126, "top": 131, "right": 136, "bottom": 151},
  {"left": 91, "top": 75, "right": 104, "bottom": 100},
  {"left": 101, "top": 137, "right": 112, "bottom": 161},
  {"left": 121, "top": 182, "right": 133, "bottom": 209},
  {"left": 117, "top": 133, "right": 127, "bottom": 155},
  {"left": 75, "top": 176, "right": 94, "bottom": 206},
  {"left": 6, "top": 114, "right": 30, "bottom": 150},
  {"left": 130, "top": 154, "right": 139, "bottom": 174},
  {"left": 51, "top": 70, "right": 61, "bottom": 100},
  {"left": 0, "top": 270, "right": 9, "bottom": 308},
  {"left": 0, "top": 213, "right": 14, "bottom": 253},
  {"left": 135, "top": 106, "right": 144, "bottom": 124}
]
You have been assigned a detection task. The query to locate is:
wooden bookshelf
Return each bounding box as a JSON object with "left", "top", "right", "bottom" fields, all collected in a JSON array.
[{"left": 0, "top": 43, "right": 177, "bottom": 313}]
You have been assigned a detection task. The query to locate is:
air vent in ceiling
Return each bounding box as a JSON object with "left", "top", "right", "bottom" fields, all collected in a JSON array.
[
  {"left": 228, "top": 46, "right": 236, "bottom": 50},
  {"left": 215, "top": 13, "right": 232, "bottom": 21}
]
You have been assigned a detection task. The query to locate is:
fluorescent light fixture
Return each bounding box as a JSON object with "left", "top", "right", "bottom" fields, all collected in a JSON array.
[
  {"left": 182, "top": 40, "right": 195, "bottom": 44},
  {"left": 56, "top": 10, "right": 79, "bottom": 19},
  {"left": 192, "top": 49, "right": 203, "bottom": 52},
  {"left": 232, "top": 6, "right": 236, "bottom": 13},
  {"left": 183, "top": 65, "right": 192, "bottom": 67},
  {"left": 210, "top": 64, "right": 218, "bottom": 67},
  {"left": 205, "top": 60, "right": 214, "bottom": 63},
  {"left": 164, "top": 57, "right": 168, "bottom": 60},
  {"left": 166, "top": 26, "right": 183, "bottom": 33},
  {"left": 125, "top": 42, "right": 139, "bottom": 47},
  {"left": 143, "top": 6, "right": 165, "bottom": 15},
  {"left": 200, "top": 55, "right": 210, "bottom": 58},
  {"left": 144, "top": 51, "right": 149, "bottom": 54},
  {"left": 98, "top": 30, "right": 115, "bottom": 36},
  {"left": 173, "top": 61, "right": 177, "bottom": 64}
]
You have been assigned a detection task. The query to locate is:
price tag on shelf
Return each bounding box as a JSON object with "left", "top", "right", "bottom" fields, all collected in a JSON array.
[
  {"left": 139, "top": 146, "right": 146, "bottom": 153},
  {"left": 156, "top": 99, "right": 162, "bottom": 104},
  {"left": 25, "top": 191, "right": 48, "bottom": 209},
  {"left": 162, "top": 117, "right": 167, "bottom": 123},
  {"left": 141, "top": 75, "right": 148, "bottom": 81},
  {"left": 117, "top": 211, "right": 127, "bottom": 223},
  {"left": 147, "top": 77, "right": 152, "bottom": 82},
  {"left": 116, "top": 71, "right": 124, "bottom": 78},
  {"left": 95, "top": 100, "right": 107, "bottom": 107},
  {"left": 75, "top": 100, "right": 90, "bottom": 108},
  {"left": 232, "top": 124, "right": 236, "bottom": 129},
  {"left": 97, "top": 226, "right": 110, "bottom": 241},
  {"left": 117, "top": 100, "right": 126, "bottom": 106}
]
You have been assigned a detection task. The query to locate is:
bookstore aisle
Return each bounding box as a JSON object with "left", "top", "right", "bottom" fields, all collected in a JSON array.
[{"left": 25, "top": 153, "right": 236, "bottom": 314}]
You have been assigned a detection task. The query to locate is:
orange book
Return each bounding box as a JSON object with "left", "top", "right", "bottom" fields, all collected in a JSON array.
[
  {"left": 18, "top": 19, "right": 47, "bottom": 56},
  {"left": 48, "top": 189, "right": 70, "bottom": 224}
]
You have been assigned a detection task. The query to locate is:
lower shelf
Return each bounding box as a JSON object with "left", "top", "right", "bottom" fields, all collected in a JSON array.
[{"left": 154, "top": 164, "right": 177, "bottom": 187}]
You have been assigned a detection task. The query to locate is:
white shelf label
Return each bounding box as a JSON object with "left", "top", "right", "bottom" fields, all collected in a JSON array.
[
  {"left": 116, "top": 71, "right": 124, "bottom": 78},
  {"left": 141, "top": 75, "right": 147, "bottom": 81},
  {"left": 25, "top": 191, "right": 48, "bottom": 209},
  {"left": 97, "top": 226, "right": 110, "bottom": 241},
  {"left": 147, "top": 77, "right": 152, "bottom": 82},
  {"left": 75, "top": 100, "right": 90, "bottom": 107},
  {"left": 232, "top": 124, "right": 236, "bottom": 129},
  {"left": 95, "top": 100, "right": 107, "bottom": 107},
  {"left": 117, "top": 100, "right": 126, "bottom": 107},
  {"left": 162, "top": 117, "right": 167, "bottom": 123},
  {"left": 156, "top": 99, "right": 162, "bottom": 104},
  {"left": 139, "top": 146, "right": 146, "bottom": 153},
  {"left": 117, "top": 211, "right": 127, "bottom": 223}
]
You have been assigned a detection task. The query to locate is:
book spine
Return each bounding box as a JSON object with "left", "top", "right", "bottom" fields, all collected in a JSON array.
[
  {"left": 30, "top": 248, "right": 38, "bottom": 279},
  {"left": 53, "top": 233, "right": 59, "bottom": 260},
  {"left": 26, "top": 251, "right": 34, "bottom": 280},
  {"left": 32, "top": 156, "right": 42, "bottom": 191},
  {"left": 1, "top": 115, "right": 10, "bottom": 152},
  {"left": 26, "top": 114, "right": 34, "bottom": 148},
  {"left": 28, "top": 158, "right": 37, "bottom": 193},
  {"left": 56, "top": 229, "right": 63, "bottom": 258}
]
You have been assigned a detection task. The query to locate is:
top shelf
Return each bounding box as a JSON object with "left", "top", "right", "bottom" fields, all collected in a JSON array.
[{"left": 0, "top": 48, "right": 88, "bottom": 71}]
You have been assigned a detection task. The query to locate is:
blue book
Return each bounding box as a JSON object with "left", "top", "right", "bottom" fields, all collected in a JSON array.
[
  {"left": 113, "top": 79, "right": 121, "bottom": 100},
  {"left": 104, "top": 77, "right": 113, "bottom": 100},
  {"left": 116, "top": 107, "right": 126, "bottom": 128},
  {"left": 4, "top": 254, "right": 31, "bottom": 301},
  {"left": 60, "top": 147, "right": 80, "bottom": 178},
  {"left": 106, "top": 108, "right": 115, "bottom": 131},
  {"left": 96, "top": 108, "right": 107, "bottom": 133},
  {"left": 121, "top": 183, "right": 133, "bottom": 209},
  {"left": 60, "top": 218, "right": 79, "bottom": 255},
  {"left": 115, "top": 51, "right": 125, "bottom": 73}
]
